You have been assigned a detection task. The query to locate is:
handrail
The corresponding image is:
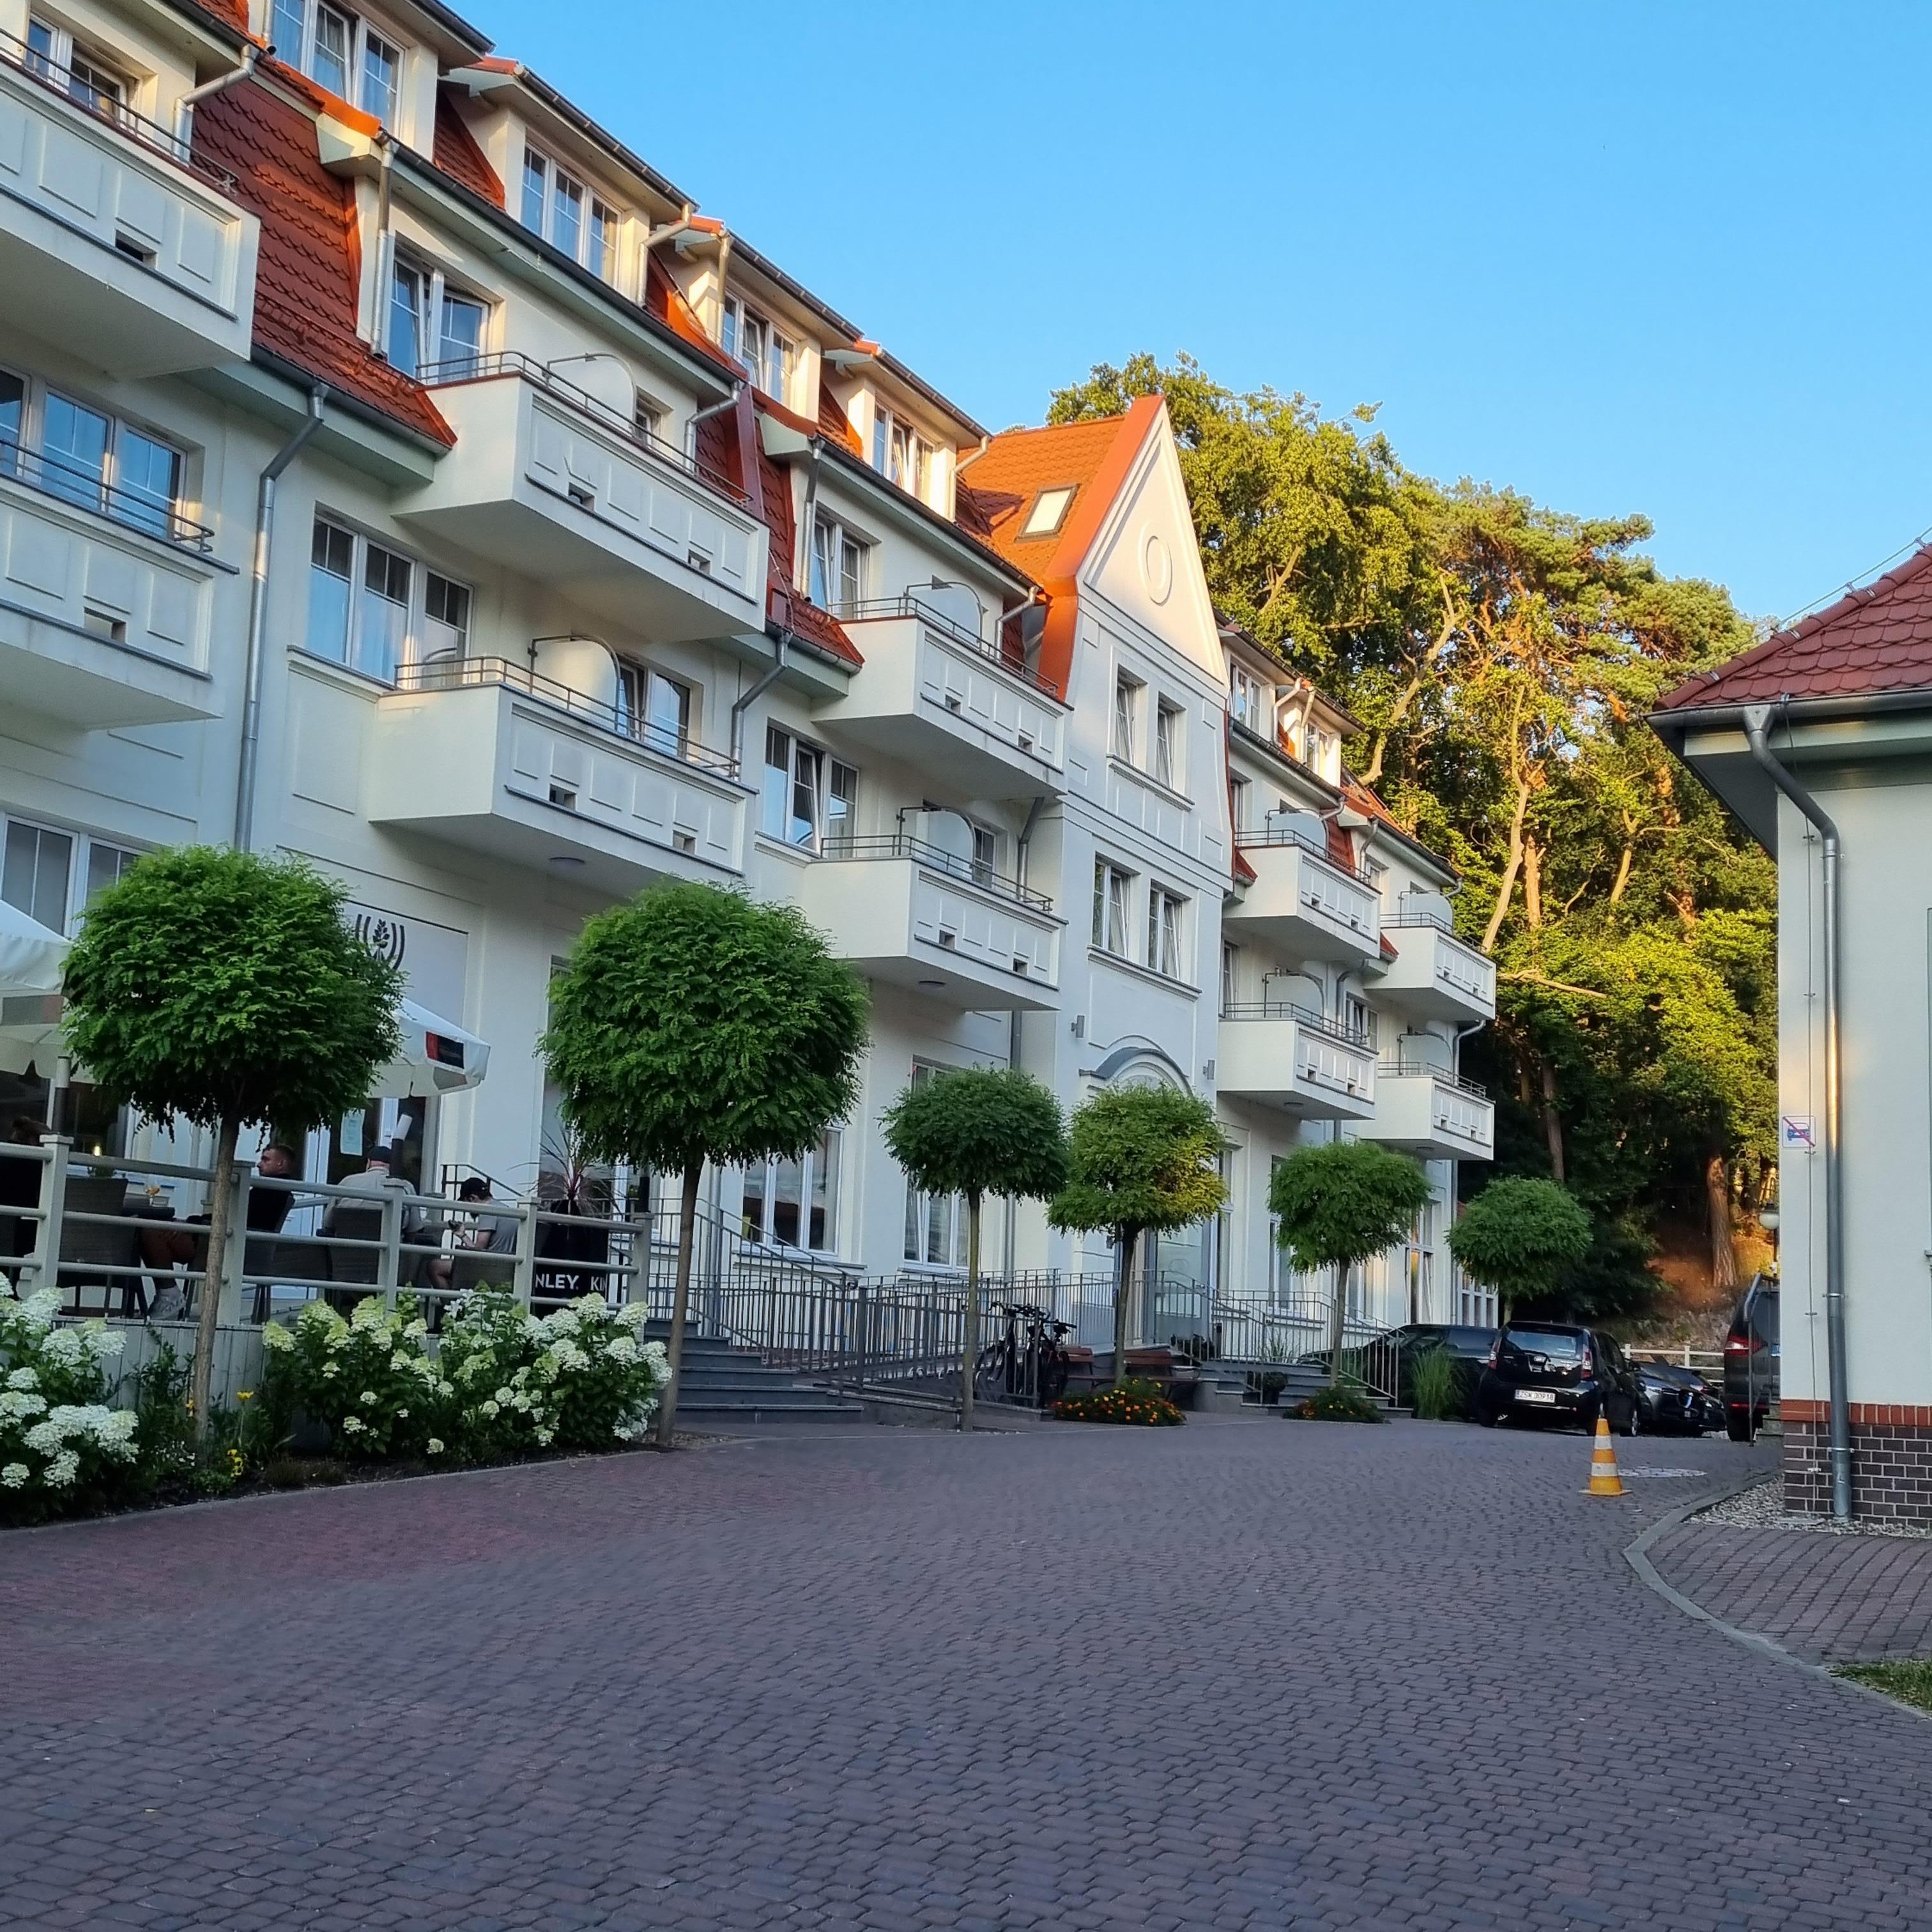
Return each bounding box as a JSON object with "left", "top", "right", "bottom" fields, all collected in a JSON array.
[
  {"left": 1220, "top": 1000, "right": 1372, "bottom": 1047},
  {"left": 1380, "top": 1058, "right": 1489, "bottom": 1098},
  {"left": 1384, "top": 902, "right": 1455, "bottom": 933},
  {"left": 412, "top": 350, "right": 750, "bottom": 507},
  {"left": 392, "top": 654, "right": 740, "bottom": 778},
  {"left": 0, "top": 433, "right": 214, "bottom": 553},
  {"left": 818, "top": 831, "right": 1055, "bottom": 912},
  {"left": 1234, "top": 824, "right": 1376, "bottom": 887},
  {"left": 0, "top": 28, "right": 240, "bottom": 194},
  {"left": 836, "top": 594, "right": 1062, "bottom": 700}
]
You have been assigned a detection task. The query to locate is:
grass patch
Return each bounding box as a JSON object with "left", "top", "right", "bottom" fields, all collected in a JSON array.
[{"left": 1836, "top": 1659, "right": 1932, "bottom": 1713}]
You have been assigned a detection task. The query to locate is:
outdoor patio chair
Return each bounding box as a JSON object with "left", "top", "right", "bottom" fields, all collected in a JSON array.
[
  {"left": 58, "top": 1176, "right": 142, "bottom": 1317},
  {"left": 319, "top": 1204, "right": 384, "bottom": 1314},
  {"left": 449, "top": 1250, "right": 516, "bottom": 1294}
]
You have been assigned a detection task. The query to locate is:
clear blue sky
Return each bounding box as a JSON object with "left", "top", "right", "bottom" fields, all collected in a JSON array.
[{"left": 459, "top": 0, "right": 1932, "bottom": 625}]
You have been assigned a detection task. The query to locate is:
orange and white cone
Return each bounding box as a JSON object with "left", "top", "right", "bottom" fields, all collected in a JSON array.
[{"left": 1584, "top": 1414, "right": 1624, "bottom": 1497}]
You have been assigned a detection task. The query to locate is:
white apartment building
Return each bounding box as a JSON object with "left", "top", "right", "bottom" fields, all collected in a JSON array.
[{"left": 0, "top": 0, "right": 1493, "bottom": 1342}]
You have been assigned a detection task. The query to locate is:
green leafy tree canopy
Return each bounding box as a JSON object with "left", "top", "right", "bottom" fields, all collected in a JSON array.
[
  {"left": 1048, "top": 1085, "right": 1226, "bottom": 1242},
  {"left": 882, "top": 1067, "right": 1066, "bottom": 1209},
  {"left": 1268, "top": 1140, "right": 1433, "bottom": 1276},
  {"left": 1447, "top": 1177, "right": 1593, "bottom": 1317}
]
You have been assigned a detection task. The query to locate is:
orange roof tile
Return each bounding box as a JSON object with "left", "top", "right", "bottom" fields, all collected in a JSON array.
[
  {"left": 751, "top": 404, "right": 861, "bottom": 668},
  {"left": 433, "top": 89, "right": 503, "bottom": 208}
]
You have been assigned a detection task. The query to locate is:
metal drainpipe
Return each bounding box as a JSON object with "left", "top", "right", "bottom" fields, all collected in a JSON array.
[
  {"left": 1004, "top": 789, "right": 1054, "bottom": 1276},
  {"left": 686, "top": 384, "right": 742, "bottom": 463},
  {"left": 793, "top": 443, "right": 824, "bottom": 592},
  {"left": 1743, "top": 703, "right": 1850, "bottom": 1520},
  {"left": 371, "top": 134, "right": 397, "bottom": 360},
  {"left": 172, "top": 41, "right": 259, "bottom": 151},
  {"left": 728, "top": 629, "right": 788, "bottom": 770},
  {"left": 234, "top": 385, "right": 328, "bottom": 850}
]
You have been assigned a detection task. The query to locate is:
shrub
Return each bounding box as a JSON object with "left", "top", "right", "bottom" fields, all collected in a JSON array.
[
  {"left": 0, "top": 1285, "right": 139, "bottom": 1523},
  {"left": 1292, "top": 1384, "right": 1387, "bottom": 1423},
  {"left": 1409, "top": 1345, "right": 1462, "bottom": 1422},
  {"left": 1053, "top": 1376, "right": 1185, "bottom": 1426},
  {"left": 259, "top": 1297, "right": 450, "bottom": 1462}
]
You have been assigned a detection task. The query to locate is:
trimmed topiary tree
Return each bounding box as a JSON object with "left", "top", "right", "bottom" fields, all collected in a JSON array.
[
  {"left": 541, "top": 882, "right": 868, "bottom": 1446},
  {"left": 1048, "top": 1085, "right": 1226, "bottom": 1386},
  {"left": 1447, "top": 1175, "right": 1593, "bottom": 1324},
  {"left": 61, "top": 848, "right": 401, "bottom": 1436},
  {"left": 1269, "top": 1139, "right": 1433, "bottom": 1386},
  {"left": 882, "top": 1066, "right": 1067, "bottom": 1429}
]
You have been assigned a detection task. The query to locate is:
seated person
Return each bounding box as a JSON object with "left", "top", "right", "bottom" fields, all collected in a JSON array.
[
  {"left": 425, "top": 1176, "right": 518, "bottom": 1293},
  {"left": 320, "top": 1144, "right": 424, "bottom": 1238},
  {"left": 139, "top": 1141, "right": 300, "bottom": 1269}
]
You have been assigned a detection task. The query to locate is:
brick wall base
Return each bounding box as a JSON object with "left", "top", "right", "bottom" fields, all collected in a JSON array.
[{"left": 1783, "top": 1406, "right": 1932, "bottom": 1523}]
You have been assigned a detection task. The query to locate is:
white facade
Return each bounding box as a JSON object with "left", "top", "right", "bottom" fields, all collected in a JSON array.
[{"left": 0, "top": 0, "right": 1492, "bottom": 1342}]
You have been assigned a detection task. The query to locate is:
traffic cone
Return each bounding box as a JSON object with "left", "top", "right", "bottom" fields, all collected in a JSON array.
[{"left": 1584, "top": 1414, "right": 1624, "bottom": 1497}]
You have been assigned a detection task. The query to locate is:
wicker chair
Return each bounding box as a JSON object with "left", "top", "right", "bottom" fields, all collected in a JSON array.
[{"left": 58, "top": 1176, "right": 142, "bottom": 1316}]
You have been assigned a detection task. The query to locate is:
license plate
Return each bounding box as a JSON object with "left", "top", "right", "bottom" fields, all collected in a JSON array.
[{"left": 1514, "top": 1388, "right": 1558, "bottom": 1404}]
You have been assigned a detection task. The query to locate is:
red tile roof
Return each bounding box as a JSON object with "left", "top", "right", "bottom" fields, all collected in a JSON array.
[
  {"left": 751, "top": 404, "right": 861, "bottom": 667},
  {"left": 816, "top": 387, "right": 862, "bottom": 457},
  {"left": 642, "top": 252, "right": 737, "bottom": 376},
  {"left": 1657, "top": 543, "right": 1932, "bottom": 713},
  {"left": 432, "top": 89, "right": 503, "bottom": 209},
  {"left": 194, "top": 75, "right": 452, "bottom": 445}
]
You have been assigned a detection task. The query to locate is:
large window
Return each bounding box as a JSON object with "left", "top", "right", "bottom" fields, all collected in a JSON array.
[
  {"left": 520, "top": 148, "right": 620, "bottom": 282},
  {"left": 742, "top": 1130, "right": 841, "bottom": 1254},
  {"left": 388, "top": 256, "right": 487, "bottom": 379},
  {"left": 870, "top": 402, "right": 932, "bottom": 501},
  {"left": 270, "top": 1, "right": 402, "bottom": 123},
  {"left": 0, "top": 369, "right": 188, "bottom": 544},
  {"left": 761, "top": 726, "right": 856, "bottom": 852},
  {"left": 721, "top": 300, "right": 795, "bottom": 406},
  {"left": 1229, "top": 774, "right": 1252, "bottom": 837},
  {"left": 809, "top": 514, "right": 867, "bottom": 614},
  {"left": 1154, "top": 698, "right": 1184, "bottom": 790},
  {"left": 1, "top": 816, "right": 140, "bottom": 937},
  {"left": 1147, "top": 887, "right": 1185, "bottom": 980},
  {"left": 617, "top": 663, "right": 694, "bottom": 758},
  {"left": 305, "top": 514, "right": 468, "bottom": 685},
  {"left": 1229, "top": 663, "right": 1268, "bottom": 735},
  {"left": 1092, "top": 859, "right": 1132, "bottom": 957},
  {"left": 1112, "top": 673, "right": 1141, "bottom": 763}
]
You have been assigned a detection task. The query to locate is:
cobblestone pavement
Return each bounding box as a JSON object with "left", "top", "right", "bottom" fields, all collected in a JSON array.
[
  {"left": 1649, "top": 1483, "right": 1932, "bottom": 1662},
  {"left": 4, "top": 1418, "right": 1931, "bottom": 1931}
]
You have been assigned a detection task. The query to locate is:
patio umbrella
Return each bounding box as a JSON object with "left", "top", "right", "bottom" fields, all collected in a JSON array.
[
  {"left": 0, "top": 900, "right": 69, "bottom": 1080},
  {"left": 376, "top": 998, "right": 491, "bottom": 1098}
]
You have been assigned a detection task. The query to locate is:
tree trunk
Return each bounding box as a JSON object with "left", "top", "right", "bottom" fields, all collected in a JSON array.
[
  {"left": 1328, "top": 1261, "right": 1349, "bottom": 1390},
  {"left": 1112, "top": 1227, "right": 1138, "bottom": 1387},
  {"left": 1482, "top": 774, "right": 1533, "bottom": 954},
  {"left": 1705, "top": 1151, "right": 1738, "bottom": 1294},
  {"left": 655, "top": 1160, "right": 701, "bottom": 1448},
  {"left": 1522, "top": 836, "right": 1544, "bottom": 929},
  {"left": 959, "top": 1191, "right": 981, "bottom": 1432},
  {"left": 192, "top": 1117, "right": 241, "bottom": 1445},
  {"left": 1539, "top": 1059, "right": 1565, "bottom": 1183}
]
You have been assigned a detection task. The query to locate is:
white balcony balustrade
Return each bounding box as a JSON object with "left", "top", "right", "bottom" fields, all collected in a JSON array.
[
  {"left": 399, "top": 355, "right": 767, "bottom": 643},
  {"left": 364, "top": 652, "right": 747, "bottom": 895},
  {"left": 797, "top": 831, "right": 1061, "bottom": 1011},
  {"left": 1225, "top": 822, "right": 1381, "bottom": 964},
  {"left": 818, "top": 596, "right": 1067, "bottom": 800},
  {"left": 0, "top": 440, "right": 222, "bottom": 724},
  {"left": 1360, "top": 1059, "right": 1496, "bottom": 1162},
  {"left": 1376, "top": 904, "right": 1496, "bottom": 1022},
  {"left": 1216, "top": 1006, "right": 1377, "bottom": 1119},
  {"left": 0, "top": 35, "right": 257, "bottom": 374}
]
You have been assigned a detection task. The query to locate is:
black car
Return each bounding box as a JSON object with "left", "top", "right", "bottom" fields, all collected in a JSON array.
[
  {"left": 1632, "top": 1358, "right": 1722, "bottom": 1436},
  {"left": 1724, "top": 1276, "right": 1779, "bottom": 1442},
  {"left": 1475, "top": 1322, "right": 1641, "bottom": 1434},
  {"left": 1388, "top": 1323, "right": 1497, "bottom": 1414}
]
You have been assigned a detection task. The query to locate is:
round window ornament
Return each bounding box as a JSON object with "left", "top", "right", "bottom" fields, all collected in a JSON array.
[{"left": 1140, "top": 530, "right": 1173, "bottom": 604}]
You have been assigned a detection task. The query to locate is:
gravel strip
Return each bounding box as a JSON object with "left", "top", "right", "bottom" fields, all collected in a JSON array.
[{"left": 1696, "top": 1478, "right": 1932, "bottom": 1539}]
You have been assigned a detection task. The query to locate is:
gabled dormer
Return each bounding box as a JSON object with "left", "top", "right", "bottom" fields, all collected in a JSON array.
[{"left": 259, "top": 0, "right": 483, "bottom": 149}]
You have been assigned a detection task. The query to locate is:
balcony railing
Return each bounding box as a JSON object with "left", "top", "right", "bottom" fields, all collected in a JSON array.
[
  {"left": 0, "top": 28, "right": 239, "bottom": 192},
  {"left": 819, "top": 831, "right": 1054, "bottom": 913},
  {"left": 1385, "top": 901, "right": 1458, "bottom": 933},
  {"left": 413, "top": 351, "right": 748, "bottom": 506},
  {"left": 835, "top": 594, "right": 1061, "bottom": 699},
  {"left": 1220, "top": 1000, "right": 1370, "bottom": 1048},
  {"left": 1234, "top": 824, "right": 1374, "bottom": 886},
  {"left": 1380, "top": 1057, "right": 1488, "bottom": 1098},
  {"left": 0, "top": 434, "right": 213, "bottom": 552},
  {"left": 393, "top": 654, "right": 739, "bottom": 778}
]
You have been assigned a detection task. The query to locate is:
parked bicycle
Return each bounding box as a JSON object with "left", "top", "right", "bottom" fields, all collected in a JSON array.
[{"left": 974, "top": 1301, "right": 1073, "bottom": 1409}]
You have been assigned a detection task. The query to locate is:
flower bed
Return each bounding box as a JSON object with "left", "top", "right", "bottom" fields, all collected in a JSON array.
[
  {"left": 1052, "top": 1377, "right": 1185, "bottom": 1426},
  {"left": 1, "top": 1286, "right": 139, "bottom": 1524},
  {"left": 1290, "top": 1384, "right": 1387, "bottom": 1423}
]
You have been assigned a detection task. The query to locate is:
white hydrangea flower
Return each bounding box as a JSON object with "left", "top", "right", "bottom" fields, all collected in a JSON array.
[
  {"left": 321, "top": 1361, "right": 339, "bottom": 1379},
  {"left": 80, "top": 1323, "right": 123, "bottom": 1361},
  {"left": 0, "top": 1462, "right": 26, "bottom": 1487},
  {"left": 360, "top": 1390, "right": 378, "bottom": 1406},
  {"left": 613, "top": 1301, "right": 650, "bottom": 1331},
  {"left": 480, "top": 1400, "right": 500, "bottom": 1418},
  {"left": 425, "top": 1438, "right": 444, "bottom": 1454},
  {"left": 341, "top": 1415, "right": 364, "bottom": 1434},
  {"left": 1, "top": 1391, "right": 47, "bottom": 1420},
  {"left": 44, "top": 1449, "right": 79, "bottom": 1486},
  {"left": 22, "top": 1419, "right": 64, "bottom": 1455},
  {"left": 261, "top": 1322, "right": 295, "bottom": 1353},
  {"left": 493, "top": 1386, "right": 513, "bottom": 1405},
  {"left": 7, "top": 1367, "right": 37, "bottom": 1390},
  {"left": 349, "top": 1299, "right": 387, "bottom": 1332},
  {"left": 605, "top": 1336, "right": 638, "bottom": 1365},
  {"left": 39, "top": 1329, "right": 83, "bottom": 1367},
  {"left": 642, "top": 1341, "right": 670, "bottom": 1369},
  {"left": 404, "top": 1319, "right": 428, "bottom": 1340}
]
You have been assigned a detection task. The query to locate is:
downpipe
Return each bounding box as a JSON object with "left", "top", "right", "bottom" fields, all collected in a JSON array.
[
  {"left": 172, "top": 41, "right": 259, "bottom": 152},
  {"left": 1743, "top": 704, "right": 1850, "bottom": 1520},
  {"left": 234, "top": 385, "right": 327, "bottom": 850},
  {"left": 729, "top": 628, "right": 787, "bottom": 770}
]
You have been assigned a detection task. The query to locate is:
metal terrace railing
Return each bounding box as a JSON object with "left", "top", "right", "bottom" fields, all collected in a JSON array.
[
  {"left": 834, "top": 593, "right": 1062, "bottom": 700},
  {"left": 411, "top": 350, "right": 749, "bottom": 506},
  {"left": 818, "top": 831, "right": 1055, "bottom": 913},
  {"left": 1379, "top": 1058, "right": 1489, "bottom": 1098},
  {"left": 1219, "top": 1000, "right": 1372, "bottom": 1047},
  {"left": 1232, "top": 823, "right": 1376, "bottom": 886},
  {"left": 0, "top": 435, "right": 215, "bottom": 553}
]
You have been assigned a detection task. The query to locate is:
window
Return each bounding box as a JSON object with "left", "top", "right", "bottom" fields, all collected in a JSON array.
[
  {"left": 1022, "top": 486, "right": 1075, "bottom": 537},
  {"left": 3, "top": 821, "right": 72, "bottom": 932},
  {"left": 1221, "top": 942, "right": 1239, "bottom": 1016},
  {"left": 970, "top": 823, "right": 998, "bottom": 890},
  {"left": 634, "top": 394, "right": 666, "bottom": 442},
  {"left": 827, "top": 758, "right": 858, "bottom": 846},
  {"left": 84, "top": 841, "right": 139, "bottom": 908},
  {"left": 0, "top": 372, "right": 20, "bottom": 459},
  {"left": 1230, "top": 774, "right": 1252, "bottom": 836},
  {"left": 1343, "top": 995, "right": 1374, "bottom": 1046},
  {"left": 9, "top": 376, "right": 188, "bottom": 542},
  {"left": 26, "top": 17, "right": 130, "bottom": 124},
  {"left": 388, "top": 256, "right": 490, "bottom": 378},
  {"left": 1112, "top": 673, "right": 1141, "bottom": 763},
  {"left": 1155, "top": 699, "right": 1184, "bottom": 789},
  {"left": 743, "top": 1129, "right": 841, "bottom": 1253},
  {"left": 1305, "top": 721, "right": 1336, "bottom": 778},
  {"left": 618, "top": 664, "right": 693, "bottom": 757},
  {"left": 1147, "top": 887, "right": 1184, "bottom": 979},
  {"left": 272, "top": 2, "right": 402, "bottom": 124},
  {"left": 1229, "top": 663, "right": 1268, "bottom": 735},
  {"left": 760, "top": 727, "right": 854, "bottom": 852},
  {"left": 809, "top": 514, "right": 867, "bottom": 614},
  {"left": 721, "top": 299, "right": 794, "bottom": 404},
  {"left": 1092, "top": 859, "right": 1131, "bottom": 957},
  {"left": 869, "top": 402, "right": 931, "bottom": 500},
  {"left": 304, "top": 516, "right": 455, "bottom": 684},
  {"left": 520, "top": 148, "right": 620, "bottom": 282},
  {"left": 901, "top": 1062, "right": 972, "bottom": 1267}
]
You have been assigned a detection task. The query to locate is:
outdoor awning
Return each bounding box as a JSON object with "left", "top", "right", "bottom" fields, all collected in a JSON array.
[
  {"left": 378, "top": 998, "right": 491, "bottom": 1098},
  {"left": 0, "top": 901, "right": 69, "bottom": 1077}
]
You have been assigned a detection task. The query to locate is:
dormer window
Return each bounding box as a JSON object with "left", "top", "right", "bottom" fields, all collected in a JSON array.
[
  {"left": 1022, "top": 487, "right": 1075, "bottom": 538},
  {"left": 387, "top": 253, "right": 489, "bottom": 379},
  {"left": 1229, "top": 662, "right": 1268, "bottom": 735},
  {"left": 24, "top": 17, "right": 130, "bottom": 127},
  {"left": 871, "top": 404, "right": 931, "bottom": 500},
  {"left": 271, "top": 1, "right": 402, "bottom": 124},
  {"left": 520, "top": 146, "right": 619, "bottom": 282},
  {"left": 721, "top": 299, "right": 793, "bottom": 405}
]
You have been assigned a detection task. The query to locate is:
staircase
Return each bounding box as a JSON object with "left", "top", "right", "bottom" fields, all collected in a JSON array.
[{"left": 645, "top": 1327, "right": 865, "bottom": 1425}]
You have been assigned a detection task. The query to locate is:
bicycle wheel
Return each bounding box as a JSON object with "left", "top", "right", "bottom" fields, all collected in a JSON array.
[
  {"left": 972, "top": 1341, "right": 1008, "bottom": 1400},
  {"left": 1038, "top": 1349, "right": 1070, "bottom": 1408}
]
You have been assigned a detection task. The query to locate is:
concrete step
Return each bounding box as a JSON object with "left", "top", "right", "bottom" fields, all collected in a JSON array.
[{"left": 677, "top": 1398, "right": 863, "bottom": 1424}]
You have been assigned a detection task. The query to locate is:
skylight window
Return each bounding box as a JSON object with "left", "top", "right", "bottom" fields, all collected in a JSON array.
[{"left": 1022, "top": 486, "right": 1075, "bottom": 537}]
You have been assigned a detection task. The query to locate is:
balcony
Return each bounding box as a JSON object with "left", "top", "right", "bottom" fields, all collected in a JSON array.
[
  {"left": 0, "top": 36, "right": 256, "bottom": 374},
  {"left": 399, "top": 355, "right": 767, "bottom": 643},
  {"left": 1225, "top": 829, "right": 1381, "bottom": 963},
  {"left": 818, "top": 596, "right": 1067, "bottom": 799},
  {"left": 364, "top": 656, "right": 748, "bottom": 895},
  {"left": 1359, "top": 1061, "right": 1495, "bottom": 1162},
  {"left": 797, "top": 833, "right": 1061, "bottom": 1011},
  {"left": 1376, "top": 908, "right": 1496, "bottom": 1022},
  {"left": 0, "top": 442, "right": 222, "bottom": 724},
  {"left": 1216, "top": 1006, "right": 1377, "bottom": 1119}
]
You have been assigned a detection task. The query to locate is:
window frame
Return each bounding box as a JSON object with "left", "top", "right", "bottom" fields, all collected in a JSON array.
[
  {"left": 742, "top": 1127, "right": 843, "bottom": 1255},
  {"left": 760, "top": 724, "right": 856, "bottom": 853},
  {"left": 387, "top": 251, "right": 492, "bottom": 379},
  {"left": 869, "top": 399, "right": 932, "bottom": 501},
  {"left": 271, "top": 1, "right": 404, "bottom": 125},
  {"left": 1091, "top": 857, "right": 1133, "bottom": 958},
  {"left": 519, "top": 144, "right": 622, "bottom": 283},
  {"left": 901, "top": 1061, "right": 971, "bottom": 1269},
  {"left": 721, "top": 298, "right": 795, "bottom": 406},
  {"left": 0, "top": 812, "right": 144, "bottom": 939},
  {"left": 1147, "top": 885, "right": 1186, "bottom": 981},
  {"left": 302, "top": 511, "right": 471, "bottom": 687},
  {"left": 808, "top": 511, "right": 869, "bottom": 615},
  {"left": 1229, "top": 662, "right": 1268, "bottom": 736},
  {"left": 24, "top": 15, "right": 134, "bottom": 126},
  {"left": 1112, "top": 672, "right": 1142, "bottom": 764},
  {"left": 1154, "top": 697, "right": 1184, "bottom": 790}
]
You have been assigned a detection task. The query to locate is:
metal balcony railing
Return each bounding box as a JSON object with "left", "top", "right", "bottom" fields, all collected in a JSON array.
[
  {"left": 1384, "top": 901, "right": 1458, "bottom": 933},
  {"left": 1233, "top": 823, "right": 1375, "bottom": 887},
  {"left": 393, "top": 654, "right": 740, "bottom": 778},
  {"left": 0, "top": 29, "right": 239, "bottom": 192},
  {"left": 1379, "top": 1057, "right": 1488, "bottom": 1098},
  {"left": 411, "top": 350, "right": 749, "bottom": 506},
  {"left": 818, "top": 831, "right": 1054, "bottom": 913},
  {"left": 0, "top": 433, "right": 214, "bottom": 553},
  {"left": 834, "top": 593, "right": 1062, "bottom": 700},
  {"left": 1220, "top": 1000, "right": 1372, "bottom": 1047}
]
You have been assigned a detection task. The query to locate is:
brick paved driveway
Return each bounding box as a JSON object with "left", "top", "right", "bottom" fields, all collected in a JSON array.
[{"left": 3, "top": 1418, "right": 1929, "bottom": 1931}]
